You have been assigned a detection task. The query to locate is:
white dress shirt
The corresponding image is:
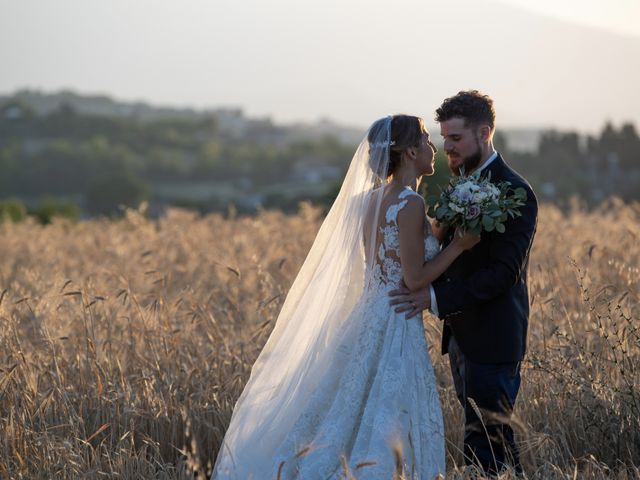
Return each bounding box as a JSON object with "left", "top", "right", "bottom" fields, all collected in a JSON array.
[{"left": 429, "top": 151, "right": 498, "bottom": 317}]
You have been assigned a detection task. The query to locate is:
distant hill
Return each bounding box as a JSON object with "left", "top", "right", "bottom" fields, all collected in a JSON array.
[
  {"left": 0, "top": 89, "right": 546, "bottom": 151},
  {"left": 0, "top": 89, "right": 212, "bottom": 121},
  {"left": 0, "top": 89, "right": 366, "bottom": 146}
]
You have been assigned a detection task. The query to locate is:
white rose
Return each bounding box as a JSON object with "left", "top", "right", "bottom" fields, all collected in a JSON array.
[
  {"left": 448, "top": 202, "right": 465, "bottom": 213},
  {"left": 472, "top": 191, "right": 488, "bottom": 203}
]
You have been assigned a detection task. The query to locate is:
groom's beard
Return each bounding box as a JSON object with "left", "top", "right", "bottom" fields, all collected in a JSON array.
[{"left": 450, "top": 141, "right": 483, "bottom": 177}]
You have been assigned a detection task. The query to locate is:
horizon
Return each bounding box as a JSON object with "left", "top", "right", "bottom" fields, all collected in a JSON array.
[{"left": 3, "top": 87, "right": 634, "bottom": 141}]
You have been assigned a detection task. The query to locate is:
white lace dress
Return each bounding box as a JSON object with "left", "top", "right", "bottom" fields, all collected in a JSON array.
[{"left": 268, "top": 187, "right": 446, "bottom": 479}]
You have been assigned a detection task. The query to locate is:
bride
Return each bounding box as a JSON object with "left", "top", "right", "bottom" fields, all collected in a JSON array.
[{"left": 211, "top": 115, "right": 478, "bottom": 479}]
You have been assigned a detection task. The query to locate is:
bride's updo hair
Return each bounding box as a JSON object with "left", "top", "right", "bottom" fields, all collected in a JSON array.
[{"left": 368, "top": 115, "right": 426, "bottom": 179}]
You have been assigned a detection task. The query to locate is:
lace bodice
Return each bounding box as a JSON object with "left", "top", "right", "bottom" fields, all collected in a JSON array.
[{"left": 368, "top": 187, "right": 440, "bottom": 289}]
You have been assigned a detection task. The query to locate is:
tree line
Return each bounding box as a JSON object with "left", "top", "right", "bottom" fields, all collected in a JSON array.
[{"left": 0, "top": 97, "right": 638, "bottom": 221}]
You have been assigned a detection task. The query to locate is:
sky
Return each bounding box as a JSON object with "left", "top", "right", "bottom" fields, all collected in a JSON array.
[
  {"left": 1, "top": 0, "right": 639, "bottom": 133},
  {"left": 498, "top": 0, "right": 640, "bottom": 37}
]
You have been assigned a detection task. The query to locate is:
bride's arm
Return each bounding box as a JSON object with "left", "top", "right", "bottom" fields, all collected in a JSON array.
[{"left": 397, "top": 197, "right": 478, "bottom": 292}]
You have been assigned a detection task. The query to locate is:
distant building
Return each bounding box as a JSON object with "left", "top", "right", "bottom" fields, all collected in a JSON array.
[
  {"left": 290, "top": 159, "right": 342, "bottom": 184},
  {"left": 214, "top": 108, "right": 247, "bottom": 138},
  {"left": 1, "top": 102, "right": 28, "bottom": 119}
]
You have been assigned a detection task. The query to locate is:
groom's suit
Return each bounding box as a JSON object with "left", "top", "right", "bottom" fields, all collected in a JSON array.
[
  {"left": 433, "top": 152, "right": 538, "bottom": 474},
  {"left": 435, "top": 153, "right": 538, "bottom": 363}
]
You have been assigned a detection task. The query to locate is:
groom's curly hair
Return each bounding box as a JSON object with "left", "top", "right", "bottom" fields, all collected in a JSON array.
[{"left": 435, "top": 90, "right": 496, "bottom": 131}]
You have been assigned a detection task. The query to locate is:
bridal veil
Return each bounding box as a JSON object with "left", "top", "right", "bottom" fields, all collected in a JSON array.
[{"left": 212, "top": 117, "right": 393, "bottom": 478}]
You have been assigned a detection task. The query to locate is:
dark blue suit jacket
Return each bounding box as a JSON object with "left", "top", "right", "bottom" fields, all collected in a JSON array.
[{"left": 434, "top": 153, "right": 538, "bottom": 363}]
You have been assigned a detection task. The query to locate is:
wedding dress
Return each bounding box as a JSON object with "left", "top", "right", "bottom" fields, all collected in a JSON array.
[{"left": 211, "top": 118, "right": 446, "bottom": 479}]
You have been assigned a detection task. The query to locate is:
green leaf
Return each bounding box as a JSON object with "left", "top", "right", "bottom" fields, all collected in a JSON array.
[
  {"left": 495, "top": 222, "right": 506, "bottom": 233},
  {"left": 426, "top": 195, "right": 439, "bottom": 207},
  {"left": 435, "top": 205, "right": 448, "bottom": 218}
]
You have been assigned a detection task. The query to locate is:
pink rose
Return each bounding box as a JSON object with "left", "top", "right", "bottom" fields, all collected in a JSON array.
[{"left": 466, "top": 204, "right": 481, "bottom": 219}]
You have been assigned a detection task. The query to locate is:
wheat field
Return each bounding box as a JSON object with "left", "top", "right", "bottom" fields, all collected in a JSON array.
[{"left": 0, "top": 199, "right": 638, "bottom": 479}]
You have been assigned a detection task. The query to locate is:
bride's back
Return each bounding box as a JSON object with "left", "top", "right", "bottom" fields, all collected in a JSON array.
[{"left": 363, "top": 186, "right": 425, "bottom": 286}]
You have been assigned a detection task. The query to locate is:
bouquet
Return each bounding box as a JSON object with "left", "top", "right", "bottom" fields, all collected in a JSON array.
[{"left": 426, "top": 169, "right": 527, "bottom": 235}]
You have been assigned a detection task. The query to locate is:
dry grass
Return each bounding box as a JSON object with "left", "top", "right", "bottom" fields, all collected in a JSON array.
[{"left": 0, "top": 199, "right": 638, "bottom": 479}]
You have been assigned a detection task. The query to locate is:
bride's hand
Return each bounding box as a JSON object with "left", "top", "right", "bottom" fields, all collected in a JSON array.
[
  {"left": 453, "top": 229, "right": 480, "bottom": 250},
  {"left": 431, "top": 220, "right": 449, "bottom": 243}
]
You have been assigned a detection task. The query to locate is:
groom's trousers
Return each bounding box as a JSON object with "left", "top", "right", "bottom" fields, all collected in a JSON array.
[{"left": 448, "top": 336, "right": 522, "bottom": 476}]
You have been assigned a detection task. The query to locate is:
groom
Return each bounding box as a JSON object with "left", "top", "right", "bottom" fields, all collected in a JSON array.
[{"left": 390, "top": 90, "right": 538, "bottom": 476}]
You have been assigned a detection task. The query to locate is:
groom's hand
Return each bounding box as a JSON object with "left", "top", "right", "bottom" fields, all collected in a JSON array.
[{"left": 389, "top": 284, "right": 431, "bottom": 319}]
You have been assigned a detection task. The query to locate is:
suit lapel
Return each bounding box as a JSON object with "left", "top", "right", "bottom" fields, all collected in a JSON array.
[{"left": 480, "top": 153, "right": 506, "bottom": 182}]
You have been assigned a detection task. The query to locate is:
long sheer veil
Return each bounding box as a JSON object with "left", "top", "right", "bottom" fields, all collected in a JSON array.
[{"left": 212, "top": 117, "right": 393, "bottom": 479}]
